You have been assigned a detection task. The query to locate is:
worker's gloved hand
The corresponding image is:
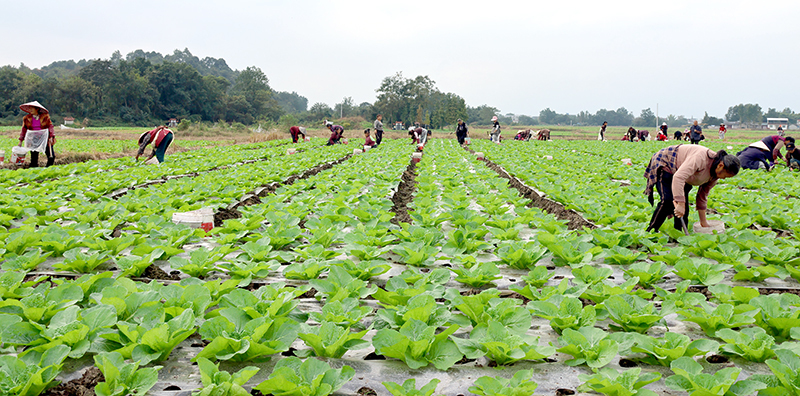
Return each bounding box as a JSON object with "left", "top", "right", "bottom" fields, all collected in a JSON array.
[{"left": 673, "top": 200, "right": 685, "bottom": 218}]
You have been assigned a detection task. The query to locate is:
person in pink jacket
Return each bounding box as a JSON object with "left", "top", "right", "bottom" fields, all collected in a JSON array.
[
  {"left": 18, "top": 101, "right": 56, "bottom": 167},
  {"left": 643, "top": 145, "right": 740, "bottom": 232}
]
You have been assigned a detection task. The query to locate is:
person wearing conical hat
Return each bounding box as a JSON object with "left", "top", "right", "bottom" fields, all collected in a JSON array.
[
  {"left": 489, "top": 115, "right": 501, "bottom": 143},
  {"left": 289, "top": 126, "right": 306, "bottom": 143},
  {"left": 18, "top": 101, "right": 56, "bottom": 167}
]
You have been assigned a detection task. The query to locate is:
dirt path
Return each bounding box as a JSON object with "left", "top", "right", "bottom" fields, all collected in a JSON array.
[{"left": 389, "top": 160, "right": 419, "bottom": 225}]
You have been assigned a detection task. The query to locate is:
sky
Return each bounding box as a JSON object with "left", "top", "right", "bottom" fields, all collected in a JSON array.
[{"left": 2, "top": 0, "right": 799, "bottom": 120}]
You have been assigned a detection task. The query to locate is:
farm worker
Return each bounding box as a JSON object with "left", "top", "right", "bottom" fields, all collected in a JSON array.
[
  {"left": 599, "top": 121, "right": 608, "bottom": 141},
  {"left": 735, "top": 135, "right": 791, "bottom": 171},
  {"left": 778, "top": 126, "right": 784, "bottom": 136},
  {"left": 18, "top": 101, "right": 56, "bottom": 167},
  {"left": 673, "top": 130, "right": 683, "bottom": 140},
  {"left": 627, "top": 127, "right": 637, "bottom": 142},
  {"left": 689, "top": 121, "right": 704, "bottom": 144},
  {"left": 644, "top": 145, "right": 740, "bottom": 232},
  {"left": 364, "top": 129, "right": 377, "bottom": 148},
  {"left": 659, "top": 122, "right": 668, "bottom": 137},
  {"left": 289, "top": 126, "right": 306, "bottom": 143},
  {"left": 638, "top": 130, "right": 650, "bottom": 142},
  {"left": 538, "top": 129, "right": 551, "bottom": 141},
  {"left": 489, "top": 116, "right": 501, "bottom": 142},
  {"left": 718, "top": 123, "right": 727, "bottom": 140},
  {"left": 373, "top": 114, "right": 384, "bottom": 145},
  {"left": 455, "top": 119, "right": 469, "bottom": 145},
  {"left": 785, "top": 139, "right": 800, "bottom": 170},
  {"left": 413, "top": 125, "right": 429, "bottom": 146},
  {"left": 136, "top": 125, "right": 174, "bottom": 163},
  {"left": 656, "top": 130, "right": 668, "bottom": 141},
  {"left": 325, "top": 121, "right": 344, "bottom": 145}
]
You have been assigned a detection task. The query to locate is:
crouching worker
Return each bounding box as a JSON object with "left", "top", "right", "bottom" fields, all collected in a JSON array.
[
  {"left": 786, "top": 140, "right": 800, "bottom": 170},
  {"left": 364, "top": 129, "right": 377, "bottom": 148},
  {"left": 643, "top": 145, "right": 740, "bottom": 232},
  {"left": 325, "top": 121, "right": 344, "bottom": 145},
  {"left": 136, "top": 126, "right": 174, "bottom": 163},
  {"left": 290, "top": 126, "right": 306, "bottom": 143}
]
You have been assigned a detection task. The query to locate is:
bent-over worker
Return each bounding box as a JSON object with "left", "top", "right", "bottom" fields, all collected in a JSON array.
[
  {"left": 137, "top": 125, "right": 174, "bottom": 163},
  {"left": 455, "top": 119, "right": 469, "bottom": 145},
  {"left": 644, "top": 144, "right": 740, "bottom": 232},
  {"left": 364, "top": 129, "right": 377, "bottom": 148},
  {"left": 325, "top": 121, "right": 344, "bottom": 145},
  {"left": 289, "top": 126, "right": 306, "bottom": 143}
]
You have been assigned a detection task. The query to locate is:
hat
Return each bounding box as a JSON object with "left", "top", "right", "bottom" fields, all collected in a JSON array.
[
  {"left": 409, "top": 126, "right": 415, "bottom": 132},
  {"left": 491, "top": 116, "right": 498, "bottom": 122},
  {"left": 298, "top": 127, "right": 306, "bottom": 133},
  {"left": 19, "top": 101, "right": 48, "bottom": 114},
  {"left": 787, "top": 142, "right": 796, "bottom": 150},
  {"left": 324, "top": 120, "right": 332, "bottom": 127},
  {"left": 662, "top": 122, "right": 667, "bottom": 126}
]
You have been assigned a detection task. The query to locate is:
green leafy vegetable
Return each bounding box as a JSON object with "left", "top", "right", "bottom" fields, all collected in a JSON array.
[{"left": 253, "top": 356, "right": 354, "bottom": 396}]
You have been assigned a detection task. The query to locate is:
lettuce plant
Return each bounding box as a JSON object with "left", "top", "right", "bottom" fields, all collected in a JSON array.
[
  {"left": 717, "top": 327, "right": 775, "bottom": 362},
  {"left": 468, "top": 369, "right": 539, "bottom": 396},
  {"left": 650, "top": 246, "right": 685, "bottom": 266},
  {"left": 572, "top": 265, "right": 613, "bottom": 286},
  {"left": 84, "top": 234, "right": 140, "bottom": 256},
  {"left": 253, "top": 356, "right": 354, "bottom": 396},
  {"left": 383, "top": 378, "right": 440, "bottom": 396},
  {"left": 375, "top": 294, "right": 453, "bottom": 330},
  {"left": 623, "top": 262, "right": 667, "bottom": 288},
  {"left": 194, "top": 357, "right": 259, "bottom": 396},
  {"left": 495, "top": 241, "right": 549, "bottom": 269},
  {"left": 750, "top": 349, "right": 800, "bottom": 396},
  {"left": 538, "top": 231, "right": 603, "bottom": 267},
  {"left": 309, "top": 265, "right": 377, "bottom": 303},
  {"left": 0, "top": 281, "right": 83, "bottom": 323},
  {"left": 733, "top": 264, "right": 788, "bottom": 282},
  {"left": 283, "top": 259, "right": 329, "bottom": 280},
  {"left": 169, "top": 246, "right": 232, "bottom": 278},
  {"left": 237, "top": 236, "right": 282, "bottom": 261},
  {"left": 114, "top": 250, "right": 163, "bottom": 277},
  {"left": 195, "top": 307, "right": 299, "bottom": 362},
  {"left": 654, "top": 280, "right": 706, "bottom": 315},
  {"left": 220, "top": 258, "right": 280, "bottom": 279},
  {"left": 309, "top": 298, "right": 370, "bottom": 326},
  {"left": 451, "top": 290, "right": 531, "bottom": 335},
  {"left": 521, "top": 266, "right": 554, "bottom": 288},
  {"left": 453, "top": 320, "right": 555, "bottom": 365},
  {"left": 0, "top": 344, "right": 70, "bottom": 396},
  {"left": 94, "top": 351, "right": 162, "bottom": 396},
  {"left": 1, "top": 249, "right": 52, "bottom": 272},
  {"left": 54, "top": 248, "right": 111, "bottom": 273},
  {"left": 673, "top": 258, "right": 731, "bottom": 286},
  {"left": 603, "top": 294, "right": 663, "bottom": 333},
  {"left": 511, "top": 278, "right": 588, "bottom": 302},
  {"left": 217, "top": 285, "right": 304, "bottom": 321},
  {"left": 451, "top": 262, "right": 502, "bottom": 288},
  {"left": 297, "top": 321, "right": 370, "bottom": 358},
  {"left": 702, "top": 242, "right": 751, "bottom": 265},
  {"left": 103, "top": 308, "right": 197, "bottom": 365},
  {"left": 678, "top": 302, "right": 758, "bottom": 337},
  {"left": 334, "top": 259, "right": 391, "bottom": 280},
  {"left": 604, "top": 246, "right": 644, "bottom": 265},
  {"left": 665, "top": 357, "right": 764, "bottom": 396},
  {"left": 393, "top": 241, "right": 439, "bottom": 266},
  {"left": 750, "top": 294, "right": 800, "bottom": 341},
  {"left": 373, "top": 320, "right": 462, "bottom": 370},
  {"left": 707, "top": 284, "right": 759, "bottom": 305},
  {"left": 578, "top": 367, "right": 661, "bottom": 396},
  {"left": 527, "top": 295, "right": 597, "bottom": 335},
  {"left": 557, "top": 326, "right": 619, "bottom": 368},
  {"left": 621, "top": 332, "right": 719, "bottom": 366},
  {"left": 581, "top": 278, "right": 652, "bottom": 305},
  {"left": 372, "top": 273, "right": 448, "bottom": 309}
]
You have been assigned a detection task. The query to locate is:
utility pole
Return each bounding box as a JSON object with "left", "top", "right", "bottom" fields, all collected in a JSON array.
[{"left": 656, "top": 103, "right": 659, "bottom": 130}]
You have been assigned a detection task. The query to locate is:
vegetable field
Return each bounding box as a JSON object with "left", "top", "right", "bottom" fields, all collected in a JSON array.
[{"left": 2, "top": 136, "right": 800, "bottom": 396}]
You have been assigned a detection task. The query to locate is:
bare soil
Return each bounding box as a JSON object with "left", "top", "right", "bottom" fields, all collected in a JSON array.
[
  {"left": 41, "top": 367, "right": 104, "bottom": 396},
  {"left": 390, "top": 161, "right": 418, "bottom": 225}
]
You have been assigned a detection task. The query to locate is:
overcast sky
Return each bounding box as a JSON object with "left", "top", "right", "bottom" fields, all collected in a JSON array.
[{"left": 3, "top": 0, "right": 798, "bottom": 120}]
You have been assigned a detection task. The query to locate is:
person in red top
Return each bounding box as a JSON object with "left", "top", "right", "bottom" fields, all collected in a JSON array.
[
  {"left": 136, "top": 125, "right": 174, "bottom": 163},
  {"left": 718, "top": 124, "right": 727, "bottom": 140},
  {"left": 289, "top": 126, "right": 306, "bottom": 143},
  {"left": 325, "top": 121, "right": 344, "bottom": 145},
  {"left": 364, "top": 129, "right": 376, "bottom": 148},
  {"left": 18, "top": 101, "right": 56, "bottom": 167}
]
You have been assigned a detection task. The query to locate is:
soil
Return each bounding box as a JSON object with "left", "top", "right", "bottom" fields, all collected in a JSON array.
[
  {"left": 706, "top": 354, "right": 729, "bottom": 364},
  {"left": 390, "top": 161, "right": 418, "bottom": 225},
  {"left": 556, "top": 389, "right": 576, "bottom": 396},
  {"left": 619, "top": 358, "right": 637, "bottom": 367},
  {"left": 142, "top": 264, "right": 181, "bottom": 281},
  {"left": 41, "top": 367, "right": 104, "bottom": 396},
  {"left": 356, "top": 387, "right": 378, "bottom": 396},
  {"left": 455, "top": 356, "right": 477, "bottom": 365},
  {"left": 364, "top": 352, "right": 386, "bottom": 360},
  {"left": 214, "top": 207, "right": 243, "bottom": 227},
  {"left": 687, "top": 285, "right": 800, "bottom": 298}
]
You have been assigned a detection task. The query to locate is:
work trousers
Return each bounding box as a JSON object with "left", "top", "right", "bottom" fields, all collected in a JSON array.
[
  {"left": 375, "top": 130, "right": 383, "bottom": 145},
  {"left": 30, "top": 143, "right": 55, "bottom": 167},
  {"left": 646, "top": 170, "right": 693, "bottom": 232}
]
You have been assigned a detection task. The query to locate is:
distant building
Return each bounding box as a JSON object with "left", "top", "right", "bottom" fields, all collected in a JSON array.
[
  {"left": 767, "top": 118, "right": 789, "bottom": 130},
  {"left": 64, "top": 117, "right": 74, "bottom": 125},
  {"left": 168, "top": 118, "right": 178, "bottom": 127},
  {"left": 393, "top": 121, "right": 404, "bottom": 130}
]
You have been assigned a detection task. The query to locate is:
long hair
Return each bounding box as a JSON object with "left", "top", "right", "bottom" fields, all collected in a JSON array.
[
  {"left": 709, "top": 150, "right": 741, "bottom": 178},
  {"left": 22, "top": 113, "right": 52, "bottom": 129}
]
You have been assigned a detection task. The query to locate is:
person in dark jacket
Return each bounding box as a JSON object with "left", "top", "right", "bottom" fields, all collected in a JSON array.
[
  {"left": 786, "top": 140, "right": 800, "bottom": 170},
  {"left": 689, "top": 121, "right": 704, "bottom": 144},
  {"left": 373, "top": 114, "right": 384, "bottom": 145},
  {"left": 599, "top": 121, "right": 608, "bottom": 141},
  {"left": 660, "top": 122, "right": 668, "bottom": 136},
  {"left": 455, "top": 119, "right": 469, "bottom": 145},
  {"left": 674, "top": 130, "right": 683, "bottom": 140},
  {"left": 737, "top": 136, "right": 793, "bottom": 170},
  {"left": 627, "top": 127, "right": 637, "bottom": 142}
]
